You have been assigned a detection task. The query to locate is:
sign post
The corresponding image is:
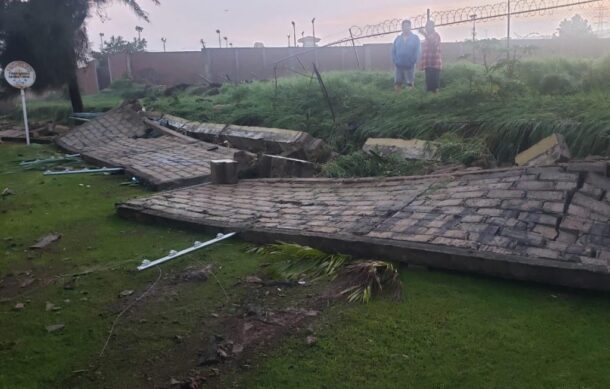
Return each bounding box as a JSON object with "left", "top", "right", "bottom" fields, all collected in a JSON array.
[{"left": 3, "top": 61, "right": 36, "bottom": 145}]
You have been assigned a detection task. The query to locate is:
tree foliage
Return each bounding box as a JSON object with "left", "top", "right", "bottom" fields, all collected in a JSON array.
[
  {"left": 92, "top": 35, "right": 147, "bottom": 61},
  {"left": 557, "top": 14, "right": 595, "bottom": 39},
  {"left": 0, "top": 0, "right": 88, "bottom": 93},
  {"left": 0, "top": 0, "right": 158, "bottom": 109}
]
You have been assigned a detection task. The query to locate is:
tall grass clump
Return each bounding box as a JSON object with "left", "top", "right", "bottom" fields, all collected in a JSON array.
[{"left": 322, "top": 151, "right": 432, "bottom": 178}]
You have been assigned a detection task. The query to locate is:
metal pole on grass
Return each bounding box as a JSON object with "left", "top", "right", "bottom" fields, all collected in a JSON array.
[{"left": 20, "top": 89, "right": 30, "bottom": 145}]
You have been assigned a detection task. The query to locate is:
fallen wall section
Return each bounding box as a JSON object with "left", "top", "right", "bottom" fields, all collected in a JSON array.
[
  {"left": 56, "top": 103, "right": 254, "bottom": 190},
  {"left": 118, "top": 161, "right": 610, "bottom": 291}
]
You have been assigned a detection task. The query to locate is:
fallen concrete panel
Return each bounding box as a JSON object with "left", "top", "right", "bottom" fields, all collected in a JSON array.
[
  {"left": 56, "top": 103, "right": 254, "bottom": 190},
  {"left": 161, "top": 114, "right": 331, "bottom": 162},
  {"left": 363, "top": 138, "right": 440, "bottom": 161},
  {"left": 118, "top": 161, "right": 610, "bottom": 291},
  {"left": 516, "top": 133, "right": 571, "bottom": 166}
]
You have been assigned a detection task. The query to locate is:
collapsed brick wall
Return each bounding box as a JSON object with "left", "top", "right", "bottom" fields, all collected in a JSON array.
[
  {"left": 118, "top": 162, "right": 610, "bottom": 290},
  {"left": 56, "top": 104, "right": 253, "bottom": 190}
]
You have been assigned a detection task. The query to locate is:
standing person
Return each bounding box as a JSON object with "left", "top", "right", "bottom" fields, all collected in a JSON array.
[
  {"left": 392, "top": 19, "right": 421, "bottom": 91},
  {"left": 419, "top": 20, "right": 442, "bottom": 93}
]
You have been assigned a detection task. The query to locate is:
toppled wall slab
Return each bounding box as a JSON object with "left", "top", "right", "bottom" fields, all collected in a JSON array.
[
  {"left": 0, "top": 122, "right": 70, "bottom": 144},
  {"left": 56, "top": 103, "right": 254, "bottom": 190},
  {"left": 118, "top": 161, "right": 610, "bottom": 291},
  {"left": 516, "top": 134, "right": 571, "bottom": 166},
  {"left": 363, "top": 138, "right": 440, "bottom": 161},
  {"left": 160, "top": 114, "right": 331, "bottom": 162},
  {"left": 258, "top": 155, "right": 316, "bottom": 178}
]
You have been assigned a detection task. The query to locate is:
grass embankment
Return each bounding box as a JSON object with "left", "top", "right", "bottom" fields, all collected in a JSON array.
[
  {"left": 7, "top": 58, "right": 610, "bottom": 167},
  {"left": 141, "top": 58, "right": 610, "bottom": 162},
  {"left": 2, "top": 143, "right": 610, "bottom": 388}
]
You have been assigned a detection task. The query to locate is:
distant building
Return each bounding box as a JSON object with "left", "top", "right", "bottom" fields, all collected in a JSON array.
[
  {"left": 297, "top": 36, "right": 321, "bottom": 47},
  {"left": 254, "top": 42, "right": 265, "bottom": 48}
]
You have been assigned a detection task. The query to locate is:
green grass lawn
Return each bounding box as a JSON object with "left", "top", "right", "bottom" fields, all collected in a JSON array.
[
  {"left": 2, "top": 142, "right": 610, "bottom": 388},
  {"left": 244, "top": 271, "right": 610, "bottom": 388},
  {"left": 0, "top": 143, "right": 265, "bottom": 388}
]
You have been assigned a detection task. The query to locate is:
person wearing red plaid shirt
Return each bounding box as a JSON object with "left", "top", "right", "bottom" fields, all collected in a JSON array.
[{"left": 419, "top": 20, "right": 442, "bottom": 93}]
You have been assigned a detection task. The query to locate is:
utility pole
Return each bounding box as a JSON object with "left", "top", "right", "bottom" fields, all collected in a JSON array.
[
  {"left": 507, "top": 0, "right": 511, "bottom": 57},
  {"left": 596, "top": 3, "right": 608, "bottom": 35},
  {"left": 161, "top": 37, "right": 167, "bottom": 52},
  {"left": 291, "top": 21, "right": 297, "bottom": 47},
  {"left": 312, "top": 18, "right": 316, "bottom": 46},
  {"left": 216, "top": 29, "right": 221, "bottom": 48},
  {"left": 470, "top": 14, "right": 477, "bottom": 63},
  {"left": 349, "top": 28, "right": 361, "bottom": 70},
  {"left": 99, "top": 33, "right": 105, "bottom": 50}
]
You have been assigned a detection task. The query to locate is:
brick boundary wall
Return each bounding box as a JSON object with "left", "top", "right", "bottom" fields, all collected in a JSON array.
[{"left": 77, "top": 38, "right": 610, "bottom": 94}]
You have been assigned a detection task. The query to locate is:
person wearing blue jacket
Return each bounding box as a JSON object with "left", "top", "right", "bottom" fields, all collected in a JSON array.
[{"left": 392, "top": 19, "right": 421, "bottom": 91}]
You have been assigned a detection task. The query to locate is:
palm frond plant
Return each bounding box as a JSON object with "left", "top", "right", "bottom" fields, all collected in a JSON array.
[
  {"left": 249, "top": 243, "right": 349, "bottom": 281},
  {"left": 335, "top": 260, "right": 403, "bottom": 303},
  {"left": 248, "top": 243, "right": 403, "bottom": 303}
]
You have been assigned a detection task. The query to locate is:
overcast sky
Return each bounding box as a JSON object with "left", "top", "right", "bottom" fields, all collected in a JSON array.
[{"left": 86, "top": 0, "right": 604, "bottom": 51}]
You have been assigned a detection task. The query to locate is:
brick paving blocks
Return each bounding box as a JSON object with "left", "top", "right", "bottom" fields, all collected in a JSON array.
[
  {"left": 55, "top": 103, "right": 254, "bottom": 190},
  {"left": 118, "top": 161, "right": 610, "bottom": 291}
]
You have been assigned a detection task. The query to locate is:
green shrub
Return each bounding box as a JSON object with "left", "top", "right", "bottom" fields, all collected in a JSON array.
[
  {"left": 539, "top": 73, "right": 577, "bottom": 95},
  {"left": 434, "top": 134, "right": 494, "bottom": 166},
  {"left": 321, "top": 151, "right": 432, "bottom": 178}
]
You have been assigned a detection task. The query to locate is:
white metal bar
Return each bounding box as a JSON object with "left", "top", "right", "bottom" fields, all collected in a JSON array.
[
  {"left": 43, "top": 167, "right": 124, "bottom": 176},
  {"left": 20, "top": 89, "right": 30, "bottom": 146},
  {"left": 137, "top": 232, "right": 237, "bottom": 271},
  {"left": 20, "top": 154, "right": 81, "bottom": 166}
]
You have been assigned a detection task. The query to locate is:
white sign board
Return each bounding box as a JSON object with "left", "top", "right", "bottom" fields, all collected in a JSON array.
[
  {"left": 4, "top": 61, "right": 36, "bottom": 89},
  {"left": 3, "top": 61, "right": 36, "bottom": 145}
]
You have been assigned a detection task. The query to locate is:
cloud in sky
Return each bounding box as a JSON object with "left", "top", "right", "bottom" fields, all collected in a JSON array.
[{"left": 86, "top": 0, "right": 602, "bottom": 51}]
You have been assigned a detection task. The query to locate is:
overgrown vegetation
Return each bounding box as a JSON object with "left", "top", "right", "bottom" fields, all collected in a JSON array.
[
  {"left": 139, "top": 57, "right": 610, "bottom": 162},
  {"left": 5, "top": 57, "right": 610, "bottom": 166}
]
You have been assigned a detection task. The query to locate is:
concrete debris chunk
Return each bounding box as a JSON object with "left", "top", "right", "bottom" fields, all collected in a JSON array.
[
  {"left": 30, "top": 234, "right": 61, "bottom": 250},
  {"left": 1, "top": 188, "right": 16, "bottom": 197},
  {"left": 305, "top": 335, "right": 318, "bottom": 346},
  {"left": 362, "top": 138, "right": 441, "bottom": 161},
  {"left": 119, "top": 290, "right": 134, "bottom": 298},
  {"left": 515, "top": 133, "right": 571, "bottom": 166},
  {"left": 210, "top": 159, "right": 238, "bottom": 185},
  {"left": 258, "top": 154, "right": 316, "bottom": 178},
  {"left": 211, "top": 160, "right": 239, "bottom": 184},
  {"left": 46, "top": 324, "right": 65, "bottom": 333}
]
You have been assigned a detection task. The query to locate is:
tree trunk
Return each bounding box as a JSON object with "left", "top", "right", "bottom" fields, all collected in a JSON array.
[{"left": 68, "top": 72, "right": 84, "bottom": 113}]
